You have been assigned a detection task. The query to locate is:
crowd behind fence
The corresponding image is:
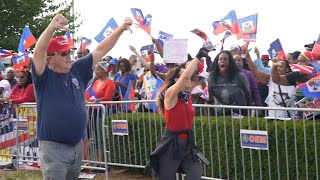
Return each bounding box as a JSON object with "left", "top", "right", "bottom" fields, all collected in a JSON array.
[{"left": 1, "top": 101, "right": 320, "bottom": 179}]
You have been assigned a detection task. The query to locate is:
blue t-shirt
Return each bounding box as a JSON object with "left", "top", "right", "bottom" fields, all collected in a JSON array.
[
  {"left": 114, "top": 73, "right": 137, "bottom": 96},
  {"left": 32, "top": 54, "right": 93, "bottom": 145}
]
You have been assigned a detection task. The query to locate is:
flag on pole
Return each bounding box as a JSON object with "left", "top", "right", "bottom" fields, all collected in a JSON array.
[
  {"left": 268, "top": 39, "right": 286, "bottom": 60},
  {"left": 94, "top": 18, "right": 118, "bottom": 43},
  {"left": 80, "top": 37, "right": 92, "bottom": 50},
  {"left": 18, "top": 27, "right": 36, "bottom": 53}
]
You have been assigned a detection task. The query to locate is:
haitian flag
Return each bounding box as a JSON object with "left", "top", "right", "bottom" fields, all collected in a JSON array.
[
  {"left": 86, "top": 84, "right": 98, "bottom": 101},
  {"left": 139, "top": 14, "right": 152, "bottom": 35},
  {"left": 18, "top": 27, "right": 36, "bottom": 53},
  {"left": 298, "top": 73, "right": 320, "bottom": 98},
  {"left": 13, "top": 53, "right": 29, "bottom": 70},
  {"left": 149, "top": 76, "right": 164, "bottom": 112},
  {"left": 122, "top": 80, "right": 136, "bottom": 112},
  {"left": 312, "top": 34, "right": 320, "bottom": 56},
  {"left": 212, "top": 10, "right": 240, "bottom": 39},
  {"left": 80, "top": 37, "right": 92, "bottom": 50},
  {"left": 64, "top": 32, "right": 74, "bottom": 48},
  {"left": 130, "top": 8, "right": 144, "bottom": 23},
  {"left": 238, "top": 14, "right": 258, "bottom": 42},
  {"left": 140, "top": 44, "right": 154, "bottom": 62},
  {"left": 94, "top": 18, "right": 118, "bottom": 43},
  {"left": 0, "top": 49, "right": 14, "bottom": 58},
  {"left": 267, "top": 39, "right": 286, "bottom": 60},
  {"left": 191, "top": 28, "right": 216, "bottom": 51}
]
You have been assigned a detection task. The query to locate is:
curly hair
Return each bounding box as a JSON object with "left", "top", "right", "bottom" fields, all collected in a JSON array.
[
  {"left": 117, "top": 58, "right": 132, "bottom": 73},
  {"left": 209, "top": 50, "right": 241, "bottom": 83}
]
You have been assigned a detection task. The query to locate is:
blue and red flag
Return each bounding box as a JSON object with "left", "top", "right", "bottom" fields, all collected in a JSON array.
[
  {"left": 212, "top": 10, "right": 240, "bottom": 39},
  {"left": 157, "top": 31, "right": 173, "bottom": 47},
  {"left": 140, "top": 44, "right": 154, "bottom": 62},
  {"left": 86, "top": 84, "right": 98, "bottom": 101},
  {"left": 268, "top": 39, "right": 286, "bottom": 60},
  {"left": 94, "top": 18, "right": 118, "bottom": 43},
  {"left": 130, "top": 8, "right": 144, "bottom": 23},
  {"left": 290, "top": 64, "right": 315, "bottom": 76},
  {"left": 64, "top": 32, "right": 74, "bottom": 49},
  {"left": 238, "top": 14, "right": 258, "bottom": 42},
  {"left": 149, "top": 76, "right": 164, "bottom": 112},
  {"left": 13, "top": 53, "right": 29, "bottom": 70},
  {"left": 298, "top": 73, "right": 320, "bottom": 98},
  {"left": 139, "top": 14, "right": 152, "bottom": 35},
  {"left": 122, "top": 80, "right": 136, "bottom": 112},
  {"left": 18, "top": 27, "right": 36, "bottom": 53},
  {"left": 0, "top": 49, "right": 14, "bottom": 58},
  {"left": 312, "top": 34, "right": 320, "bottom": 56},
  {"left": 80, "top": 37, "right": 92, "bottom": 51}
]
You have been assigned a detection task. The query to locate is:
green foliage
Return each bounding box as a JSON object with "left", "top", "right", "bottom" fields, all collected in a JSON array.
[
  {"left": 106, "top": 113, "right": 320, "bottom": 179},
  {"left": 0, "top": 0, "right": 82, "bottom": 51}
]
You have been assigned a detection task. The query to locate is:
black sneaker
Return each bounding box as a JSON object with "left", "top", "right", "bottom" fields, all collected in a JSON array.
[{"left": 4, "top": 163, "right": 17, "bottom": 171}]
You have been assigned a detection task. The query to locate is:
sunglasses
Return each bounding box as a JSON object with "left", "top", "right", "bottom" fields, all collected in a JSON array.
[
  {"left": 18, "top": 76, "right": 26, "bottom": 79},
  {"left": 48, "top": 51, "right": 72, "bottom": 57}
]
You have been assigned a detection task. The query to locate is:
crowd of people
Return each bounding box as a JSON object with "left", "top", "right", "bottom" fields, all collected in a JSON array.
[{"left": 1, "top": 12, "right": 319, "bottom": 179}]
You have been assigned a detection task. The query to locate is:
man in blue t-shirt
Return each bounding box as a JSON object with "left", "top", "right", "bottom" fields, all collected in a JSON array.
[{"left": 32, "top": 14, "right": 132, "bottom": 180}]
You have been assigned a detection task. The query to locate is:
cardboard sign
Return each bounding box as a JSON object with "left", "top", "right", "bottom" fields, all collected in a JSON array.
[{"left": 163, "top": 39, "right": 188, "bottom": 64}]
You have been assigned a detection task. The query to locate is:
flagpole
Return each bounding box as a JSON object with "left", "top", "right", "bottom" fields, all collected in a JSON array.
[{"left": 71, "top": 0, "right": 75, "bottom": 59}]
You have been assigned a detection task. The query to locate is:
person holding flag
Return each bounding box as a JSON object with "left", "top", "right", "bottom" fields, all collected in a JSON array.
[
  {"left": 145, "top": 48, "right": 210, "bottom": 180},
  {"left": 32, "top": 14, "right": 132, "bottom": 180}
]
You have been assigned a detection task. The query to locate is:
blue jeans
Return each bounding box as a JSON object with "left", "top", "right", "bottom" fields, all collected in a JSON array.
[{"left": 39, "top": 140, "right": 83, "bottom": 180}]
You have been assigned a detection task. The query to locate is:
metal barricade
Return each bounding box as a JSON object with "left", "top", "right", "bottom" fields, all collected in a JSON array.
[
  {"left": 101, "top": 100, "right": 320, "bottom": 180},
  {"left": 0, "top": 103, "right": 106, "bottom": 173}
]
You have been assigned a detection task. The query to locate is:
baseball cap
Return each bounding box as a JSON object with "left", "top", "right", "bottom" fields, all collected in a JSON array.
[
  {"left": 109, "top": 58, "right": 118, "bottom": 65},
  {"left": 261, "top": 54, "right": 270, "bottom": 61},
  {"left": 47, "top": 36, "right": 71, "bottom": 54}
]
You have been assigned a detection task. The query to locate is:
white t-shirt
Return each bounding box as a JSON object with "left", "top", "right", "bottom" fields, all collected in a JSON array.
[{"left": 267, "top": 77, "right": 297, "bottom": 119}]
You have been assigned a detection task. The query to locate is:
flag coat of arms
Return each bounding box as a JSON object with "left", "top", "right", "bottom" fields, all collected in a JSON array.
[
  {"left": 94, "top": 18, "right": 118, "bottom": 43},
  {"left": 268, "top": 39, "right": 286, "bottom": 60},
  {"left": 238, "top": 14, "right": 258, "bottom": 42}
]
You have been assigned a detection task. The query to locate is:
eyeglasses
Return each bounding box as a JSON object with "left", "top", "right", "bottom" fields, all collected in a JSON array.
[
  {"left": 48, "top": 51, "right": 72, "bottom": 57},
  {"left": 18, "top": 76, "right": 26, "bottom": 79}
]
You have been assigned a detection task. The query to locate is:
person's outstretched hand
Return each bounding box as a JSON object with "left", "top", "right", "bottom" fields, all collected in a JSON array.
[{"left": 196, "top": 47, "right": 210, "bottom": 60}]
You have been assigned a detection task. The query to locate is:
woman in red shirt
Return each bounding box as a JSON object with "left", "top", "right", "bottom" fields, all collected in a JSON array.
[
  {"left": 85, "top": 61, "right": 116, "bottom": 103},
  {"left": 3, "top": 70, "right": 35, "bottom": 104},
  {"left": 146, "top": 48, "right": 209, "bottom": 180}
]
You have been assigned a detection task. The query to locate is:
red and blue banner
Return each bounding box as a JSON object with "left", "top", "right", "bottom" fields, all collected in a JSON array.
[
  {"left": 212, "top": 10, "right": 240, "bottom": 39},
  {"left": 0, "top": 49, "right": 14, "bottom": 58},
  {"left": 122, "top": 80, "right": 135, "bottom": 112},
  {"left": 80, "top": 37, "right": 92, "bottom": 51},
  {"left": 238, "top": 14, "right": 258, "bottom": 42},
  {"left": 64, "top": 32, "right": 74, "bottom": 49},
  {"left": 130, "top": 8, "right": 144, "bottom": 23},
  {"left": 18, "top": 27, "right": 36, "bottom": 53},
  {"left": 298, "top": 73, "right": 320, "bottom": 98},
  {"left": 268, "top": 39, "right": 286, "bottom": 60}
]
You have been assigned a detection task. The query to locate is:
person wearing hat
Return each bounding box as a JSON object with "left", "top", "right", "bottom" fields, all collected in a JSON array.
[
  {"left": 0, "top": 79, "right": 11, "bottom": 99},
  {"left": 108, "top": 58, "right": 118, "bottom": 80},
  {"left": 32, "top": 14, "right": 132, "bottom": 179},
  {"left": 85, "top": 61, "right": 116, "bottom": 103}
]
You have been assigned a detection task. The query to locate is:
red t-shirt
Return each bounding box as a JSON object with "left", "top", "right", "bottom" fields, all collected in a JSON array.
[
  {"left": 10, "top": 84, "right": 36, "bottom": 104},
  {"left": 85, "top": 79, "right": 116, "bottom": 102},
  {"left": 164, "top": 97, "right": 195, "bottom": 139}
]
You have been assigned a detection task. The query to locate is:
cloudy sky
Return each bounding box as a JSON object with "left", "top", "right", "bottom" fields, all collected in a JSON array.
[{"left": 73, "top": 0, "right": 319, "bottom": 61}]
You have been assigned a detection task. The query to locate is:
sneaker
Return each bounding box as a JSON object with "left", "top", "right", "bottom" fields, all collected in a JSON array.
[{"left": 4, "top": 163, "right": 17, "bottom": 171}]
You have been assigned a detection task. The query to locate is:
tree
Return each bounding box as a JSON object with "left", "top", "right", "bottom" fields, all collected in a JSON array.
[{"left": 0, "top": 0, "right": 82, "bottom": 51}]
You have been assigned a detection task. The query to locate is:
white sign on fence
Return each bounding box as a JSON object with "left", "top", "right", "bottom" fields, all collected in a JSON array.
[{"left": 240, "top": 129, "right": 268, "bottom": 150}]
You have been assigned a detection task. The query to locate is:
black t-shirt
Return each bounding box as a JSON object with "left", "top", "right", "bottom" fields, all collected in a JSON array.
[{"left": 285, "top": 71, "right": 310, "bottom": 86}]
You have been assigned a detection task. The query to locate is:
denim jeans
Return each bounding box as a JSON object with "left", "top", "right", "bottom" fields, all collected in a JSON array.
[{"left": 39, "top": 140, "right": 83, "bottom": 180}]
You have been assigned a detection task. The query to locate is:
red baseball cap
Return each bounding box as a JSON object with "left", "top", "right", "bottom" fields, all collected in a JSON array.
[
  {"left": 261, "top": 54, "right": 270, "bottom": 61},
  {"left": 47, "top": 36, "right": 71, "bottom": 54}
]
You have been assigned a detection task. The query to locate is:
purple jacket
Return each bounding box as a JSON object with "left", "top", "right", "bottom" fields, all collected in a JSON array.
[{"left": 242, "top": 69, "right": 262, "bottom": 106}]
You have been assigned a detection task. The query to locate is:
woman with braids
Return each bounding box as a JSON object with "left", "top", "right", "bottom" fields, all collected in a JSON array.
[{"left": 145, "top": 48, "right": 209, "bottom": 180}]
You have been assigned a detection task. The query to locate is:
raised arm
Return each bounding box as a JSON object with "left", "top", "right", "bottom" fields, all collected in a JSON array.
[
  {"left": 151, "top": 36, "right": 163, "bottom": 58},
  {"left": 271, "top": 63, "right": 291, "bottom": 85},
  {"left": 33, "top": 14, "right": 69, "bottom": 76},
  {"left": 92, "top": 18, "right": 132, "bottom": 69},
  {"left": 243, "top": 47, "right": 270, "bottom": 84},
  {"left": 129, "top": 45, "right": 150, "bottom": 69},
  {"left": 165, "top": 48, "right": 209, "bottom": 109}
]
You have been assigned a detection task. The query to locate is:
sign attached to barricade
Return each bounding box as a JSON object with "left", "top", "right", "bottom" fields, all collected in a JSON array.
[
  {"left": 112, "top": 120, "right": 129, "bottom": 136},
  {"left": 240, "top": 129, "right": 268, "bottom": 150}
]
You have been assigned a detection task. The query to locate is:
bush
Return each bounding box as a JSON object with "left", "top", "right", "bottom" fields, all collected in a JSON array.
[{"left": 105, "top": 112, "right": 320, "bottom": 179}]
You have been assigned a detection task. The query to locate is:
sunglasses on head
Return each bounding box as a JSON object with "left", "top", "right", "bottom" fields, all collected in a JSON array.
[{"left": 48, "top": 51, "right": 72, "bottom": 57}]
